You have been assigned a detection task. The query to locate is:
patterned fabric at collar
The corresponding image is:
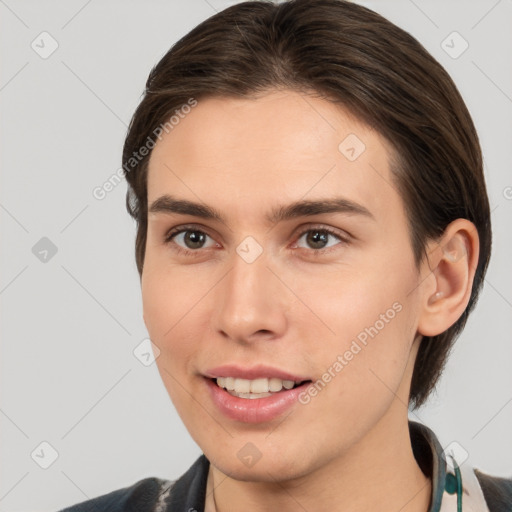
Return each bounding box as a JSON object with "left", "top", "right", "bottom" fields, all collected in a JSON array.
[{"left": 409, "top": 420, "right": 490, "bottom": 511}]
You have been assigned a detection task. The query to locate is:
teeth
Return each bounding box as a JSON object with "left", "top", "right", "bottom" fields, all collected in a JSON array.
[
  {"left": 234, "top": 378, "right": 251, "bottom": 393},
  {"left": 249, "top": 378, "right": 268, "bottom": 393},
  {"left": 269, "top": 377, "right": 284, "bottom": 392},
  {"left": 229, "top": 391, "right": 273, "bottom": 399},
  {"left": 224, "top": 377, "right": 235, "bottom": 390},
  {"left": 215, "top": 376, "right": 301, "bottom": 394}
]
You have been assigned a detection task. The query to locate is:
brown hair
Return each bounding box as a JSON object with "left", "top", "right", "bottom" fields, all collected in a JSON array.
[{"left": 122, "top": 0, "right": 491, "bottom": 409}]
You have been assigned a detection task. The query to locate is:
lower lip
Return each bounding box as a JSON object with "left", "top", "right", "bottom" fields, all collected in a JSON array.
[{"left": 205, "top": 377, "right": 312, "bottom": 423}]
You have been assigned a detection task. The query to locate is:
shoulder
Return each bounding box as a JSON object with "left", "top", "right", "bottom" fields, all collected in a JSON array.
[
  {"left": 474, "top": 468, "right": 512, "bottom": 512},
  {"left": 57, "top": 454, "right": 209, "bottom": 512},
  {"left": 57, "top": 477, "right": 175, "bottom": 512}
]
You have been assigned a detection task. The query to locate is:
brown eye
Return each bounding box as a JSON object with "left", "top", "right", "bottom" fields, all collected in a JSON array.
[
  {"left": 182, "top": 231, "right": 207, "bottom": 249},
  {"left": 305, "top": 230, "right": 330, "bottom": 249},
  {"left": 296, "top": 228, "right": 346, "bottom": 251},
  {"left": 165, "top": 227, "right": 217, "bottom": 253}
]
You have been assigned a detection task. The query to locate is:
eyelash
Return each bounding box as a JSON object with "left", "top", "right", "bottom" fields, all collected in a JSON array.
[{"left": 163, "top": 224, "right": 350, "bottom": 258}]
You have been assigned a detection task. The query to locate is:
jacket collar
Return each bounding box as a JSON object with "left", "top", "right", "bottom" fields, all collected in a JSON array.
[{"left": 409, "top": 420, "right": 447, "bottom": 511}]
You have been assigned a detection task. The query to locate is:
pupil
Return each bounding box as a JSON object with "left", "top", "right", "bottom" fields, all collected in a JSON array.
[
  {"left": 185, "top": 231, "right": 205, "bottom": 249},
  {"left": 307, "top": 230, "right": 328, "bottom": 249}
]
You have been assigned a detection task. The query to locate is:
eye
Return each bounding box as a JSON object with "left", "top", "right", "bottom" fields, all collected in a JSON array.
[
  {"left": 164, "top": 225, "right": 218, "bottom": 255},
  {"left": 294, "top": 226, "right": 348, "bottom": 252}
]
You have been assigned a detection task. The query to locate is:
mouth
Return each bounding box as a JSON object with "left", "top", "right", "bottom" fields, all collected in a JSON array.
[
  {"left": 211, "top": 376, "right": 311, "bottom": 399},
  {"left": 204, "top": 375, "right": 313, "bottom": 423},
  {"left": 202, "top": 364, "right": 314, "bottom": 422}
]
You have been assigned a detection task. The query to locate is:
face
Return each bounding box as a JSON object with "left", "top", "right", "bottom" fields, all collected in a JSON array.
[{"left": 142, "top": 90, "right": 428, "bottom": 481}]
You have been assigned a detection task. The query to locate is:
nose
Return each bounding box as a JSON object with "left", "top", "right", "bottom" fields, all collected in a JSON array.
[{"left": 211, "top": 247, "right": 288, "bottom": 344}]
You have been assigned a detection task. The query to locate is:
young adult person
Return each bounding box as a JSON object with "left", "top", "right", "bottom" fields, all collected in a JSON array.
[{"left": 59, "top": 1, "right": 512, "bottom": 510}]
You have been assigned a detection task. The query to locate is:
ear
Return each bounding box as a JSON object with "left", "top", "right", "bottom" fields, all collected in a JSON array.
[{"left": 417, "top": 219, "right": 480, "bottom": 337}]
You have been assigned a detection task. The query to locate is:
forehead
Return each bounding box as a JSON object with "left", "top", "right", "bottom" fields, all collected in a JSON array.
[{"left": 146, "top": 90, "right": 401, "bottom": 226}]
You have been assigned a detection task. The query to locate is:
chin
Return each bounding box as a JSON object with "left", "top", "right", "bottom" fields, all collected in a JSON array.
[
  {"left": 205, "top": 444, "right": 316, "bottom": 484},
  {"left": 214, "top": 460, "right": 302, "bottom": 483}
]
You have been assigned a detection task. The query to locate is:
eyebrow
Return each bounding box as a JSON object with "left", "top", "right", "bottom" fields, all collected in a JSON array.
[{"left": 148, "top": 194, "right": 375, "bottom": 225}]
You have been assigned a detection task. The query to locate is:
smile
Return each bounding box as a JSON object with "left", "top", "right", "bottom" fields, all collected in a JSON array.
[
  {"left": 205, "top": 377, "right": 313, "bottom": 423},
  {"left": 215, "top": 376, "right": 307, "bottom": 398}
]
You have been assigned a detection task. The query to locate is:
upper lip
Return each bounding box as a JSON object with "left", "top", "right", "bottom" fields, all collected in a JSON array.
[{"left": 204, "top": 364, "right": 310, "bottom": 382}]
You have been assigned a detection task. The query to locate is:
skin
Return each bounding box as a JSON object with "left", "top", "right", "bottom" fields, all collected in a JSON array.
[{"left": 142, "top": 89, "right": 479, "bottom": 512}]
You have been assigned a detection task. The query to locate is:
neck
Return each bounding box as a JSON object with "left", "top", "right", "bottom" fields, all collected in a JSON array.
[{"left": 205, "top": 406, "right": 432, "bottom": 512}]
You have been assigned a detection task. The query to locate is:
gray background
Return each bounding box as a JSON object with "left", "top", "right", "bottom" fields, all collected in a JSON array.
[{"left": 1, "top": 0, "right": 511, "bottom": 510}]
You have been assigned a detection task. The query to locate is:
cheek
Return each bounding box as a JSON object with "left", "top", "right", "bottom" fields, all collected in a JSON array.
[
  {"left": 292, "top": 250, "right": 419, "bottom": 400},
  {"left": 141, "top": 267, "right": 203, "bottom": 420},
  {"left": 142, "top": 269, "right": 174, "bottom": 341},
  {"left": 292, "top": 248, "right": 417, "bottom": 342},
  {"left": 141, "top": 263, "right": 201, "bottom": 372},
  {"left": 141, "top": 249, "right": 204, "bottom": 338}
]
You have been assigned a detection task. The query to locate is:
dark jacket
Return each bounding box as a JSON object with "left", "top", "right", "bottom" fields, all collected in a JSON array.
[{"left": 58, "top": 421, "right": 512, "bottom": 511}]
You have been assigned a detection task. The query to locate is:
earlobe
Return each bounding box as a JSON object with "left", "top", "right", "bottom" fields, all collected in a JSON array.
[{"left": 418, "top": 219, "right": 480, "bottom": 337}]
